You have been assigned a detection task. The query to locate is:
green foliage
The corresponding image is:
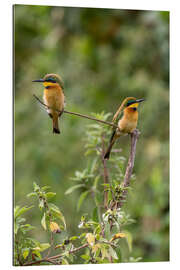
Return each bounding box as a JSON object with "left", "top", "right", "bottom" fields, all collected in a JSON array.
[
  {"left": 14, "top": 205, "right": 50, "bottom": 265},
  {"left": 15, "top": 5, "right": 169, "bottom": 264},
  {"left": 14, "top": 116, "right": 139, "bottom": 266}
]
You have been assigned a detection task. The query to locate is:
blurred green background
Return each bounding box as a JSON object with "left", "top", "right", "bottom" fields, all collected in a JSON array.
[{"left": 14, "top": 5, "right": 169, "bottom": 262}]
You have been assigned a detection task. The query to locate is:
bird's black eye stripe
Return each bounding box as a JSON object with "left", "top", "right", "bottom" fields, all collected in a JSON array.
[
  {"left": 127, "top": 100, "right": 136, "bottom": 107},
  {"left": 45, "top": 78, "right": 56, "bottom": 83}
]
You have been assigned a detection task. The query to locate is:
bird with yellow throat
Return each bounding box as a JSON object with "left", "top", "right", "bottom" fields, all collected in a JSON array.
[
  {"left": 33, "top": 73, "right": 65, "bottom": 134},
  {"left": 104, "top": 97, "right": 144, "bottom": 159}
]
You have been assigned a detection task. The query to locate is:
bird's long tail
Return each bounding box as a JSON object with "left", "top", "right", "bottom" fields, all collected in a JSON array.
[
  {"left": 104, "top": 130, "right": 116, "bottom": 159},
  {"left": 52, "top": 115, "right": 60, "bottom": 134},
  {"left": 104, "top": 141, "right": 115, "bottom": 160}
]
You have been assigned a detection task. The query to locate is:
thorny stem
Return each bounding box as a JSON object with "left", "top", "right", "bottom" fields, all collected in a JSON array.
[{"left": 33, "top": 94, "right": 118, "bottom": 128}]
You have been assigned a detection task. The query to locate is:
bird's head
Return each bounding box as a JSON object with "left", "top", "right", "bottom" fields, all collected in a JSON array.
[
  {"left": 113, "top": 97, "right": 145, "bottom": 122},
  {"left": 32, "top": 73, "right": 64, "bottom": 89},
  {"left": 125, "top": 97, "right": 145, "bottom": 109}
]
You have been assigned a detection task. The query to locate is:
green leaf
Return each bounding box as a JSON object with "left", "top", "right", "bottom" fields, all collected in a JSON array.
[
  {"left": 77, "top": 191, "right": 89, "bottom": 211},
  {"left": 85, "top": 149, "right": 95, "bottom": 156},
  {"left": 101, "top": 245, "right": 108, "bottom": 260},
  {"left": 27, "top": 192, "right": 37, "bottom": 198},
  {"left": 123, "top": 230, "right": 133, "bottom": 252},
  {"left": 93, "top": 175, "right": 100, "bottom": 189},
  {"left": 39, "top": 243, "right": 50, "bottom": 252},
  {"left": 90, "top": 158, "right": 98, "bottom": 173},
  {"left": 115, "top": 246, "right": 122, "bottom": 262},
  {"left": 129, "top": 256, "right": 142, "bottom": 262},
  {"left": 16, "top": 217, "right": 26, "bottom": 224},
  {"left": 104, "top": 222, "right": 111, "bottom": 240},
  {"left": 21, "top": 224, "right": 35, "bottom": 234},
  {"left": 108, "top": 190, "right": 112, "bottom": 202},
  {"left": 32, "top": 250, "right": 41, "bottom": 259},
  {"left": 22, "top": 248, "right": 29, "bottom": 259},
  {"left": 14, "top": 206, "right": 20, "bottom": 218},
  {"left": 49, "top": 203, "right": 66, "bottom": 229},
  {"left": 33, "top": 243, "right": 50, "bottom": 252},
  {"left": 39, "top": 199, "right": 44, "bottom": 210},
  {"left": 62, "top": 258, "right": 69, "bottom": 265},
  {"left": 41, "top": 212, "right": 47, "bottom": 231},
  {"left": 65, "top": 184, "right": 85, "bottom": 195},
  {"left": 41, "top": 186, "right": 51, "bottom": 191},
  {"left": 69, "top": 236, "right": 78, "bottom": 241},
  {"left": 94, "top": 225, "right": 101, "bottom": 235},
  {"left": 33, "top": 182, "right": 40, "bottom": 192},
  {"left": 46, "top": 192, "right": 56, "bottom": 200},
  {"left": 109, "top": 246, "right": 118, "bottom": 260},
  {"left": 81, "top": 254, "right": 91, "bottom": 260},
  {"left": 14, "top": 222, "right": 19, "bottom": 235},
  {"left": 79, "top": 232, "right": 86, "bottom": 238},
  {"left": 92, "top": 207, "right": 99, "bottom": 222},
  {"left": 14, "top": 205, "right": 34, "bottom": 219}
]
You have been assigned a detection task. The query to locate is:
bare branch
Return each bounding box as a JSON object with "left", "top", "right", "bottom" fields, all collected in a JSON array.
[
  {"left": 23, "top": 243, "right": 89, "bottom": 266},
  {"left": 33, "top": 94, "right": 117, "bottom": 128},
  {"left": 49, "top": 243, "right": 89, "bottom": 261},
  {"left": 118, "top": 129, "right": 140, "bottom": 208}
]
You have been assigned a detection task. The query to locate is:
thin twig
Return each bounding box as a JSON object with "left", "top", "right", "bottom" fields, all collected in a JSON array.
[
  {"left": 99, "top": 240, "right": 117, "bottom": 249},
  {"left": 49, "top": 243, "right": 89, "bottom": 260},
  {"left": 23, "top": 258, "right": 53, "bottom": 266},
  {"left": 117, "top": 129, "right": 140, "bottom": 208},
  {"left": 23, "top": 243, "right": 89, "bottom": 266},
  {"left": 23, "top": 239, "right": 117, "bottom": 266},
  {"left": 33, "top": 94, "right": 117, "bottom": 128},
  {"left": 45, "top": 232, "right": 54, "bottom": 258}
]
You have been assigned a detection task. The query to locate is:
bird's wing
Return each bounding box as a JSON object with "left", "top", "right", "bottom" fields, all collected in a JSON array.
[
  {"left": 108, "top": 110, "right": 124, "bottom": 144},
  {"left": 113, "top": 105, "right": 123, "bottom": 123},
  {"left": 113, "top": 110, "right": 123, "bottom": 125}
]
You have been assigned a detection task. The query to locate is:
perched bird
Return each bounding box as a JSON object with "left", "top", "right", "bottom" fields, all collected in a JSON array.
[
  {"left": 32, "top": 73, "right": 65, "bottom": 134},
  {"left": 104, "top": 97, "right": 144, "bottom": 159}
]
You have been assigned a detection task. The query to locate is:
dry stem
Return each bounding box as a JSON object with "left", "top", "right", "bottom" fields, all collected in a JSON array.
[{"left": 117, "top": 129, "right": 140, "bottom": 208}]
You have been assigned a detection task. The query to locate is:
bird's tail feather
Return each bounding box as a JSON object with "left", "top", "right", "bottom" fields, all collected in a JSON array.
[
  {"left": 53, "top": 115, "right": 60, "bottom": 134},
  {"left": 104, "top": 141, "right": 115, "bottom": 159},
  {"left": 104, "top": 129, "right": 117, "bottom": 159}
]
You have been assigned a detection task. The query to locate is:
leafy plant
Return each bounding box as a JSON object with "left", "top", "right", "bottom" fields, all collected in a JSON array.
[{"left": 14, "top": 113, "right": 140, "bottom": 265}]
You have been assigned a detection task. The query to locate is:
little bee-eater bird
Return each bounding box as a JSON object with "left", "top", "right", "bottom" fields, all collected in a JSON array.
[
  {"left": 33, "top": 73, "right": 65, "bottom": 134},
  {"left": 104, "top": 97, "right": 144, "bottom": 159}
]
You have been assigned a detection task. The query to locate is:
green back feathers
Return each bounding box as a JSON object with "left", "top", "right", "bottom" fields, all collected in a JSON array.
[{"left": 43, "top": 73, "right": 64, "bottom": 89}]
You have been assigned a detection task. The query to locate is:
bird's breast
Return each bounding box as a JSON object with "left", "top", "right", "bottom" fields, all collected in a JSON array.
[
  {"left": 43, "top": 87, "right": 64, "bottom": 111},
  {"left": 118, "top": 110, "right": 138, "bottom": 133}
]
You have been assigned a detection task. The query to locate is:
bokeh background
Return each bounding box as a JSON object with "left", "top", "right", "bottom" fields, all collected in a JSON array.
[{"left": 14, "top": 5, "right": 169, "bottom": 262}]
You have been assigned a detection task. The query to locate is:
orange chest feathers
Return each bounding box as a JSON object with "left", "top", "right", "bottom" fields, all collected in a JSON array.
[
  {"left": 43, "top": 85, "right": 64, "bottom": 110},
  {"left": 118, "top": 108, "right": 138, "bottom": 133}
]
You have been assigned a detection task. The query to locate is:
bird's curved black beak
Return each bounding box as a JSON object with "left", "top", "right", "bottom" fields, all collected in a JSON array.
[
  {"left": 32, "top": 79, "right": 44, "bottom": 83},
  {"left": 136, "top": 98, "right": 145, "bottom": 103}
]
